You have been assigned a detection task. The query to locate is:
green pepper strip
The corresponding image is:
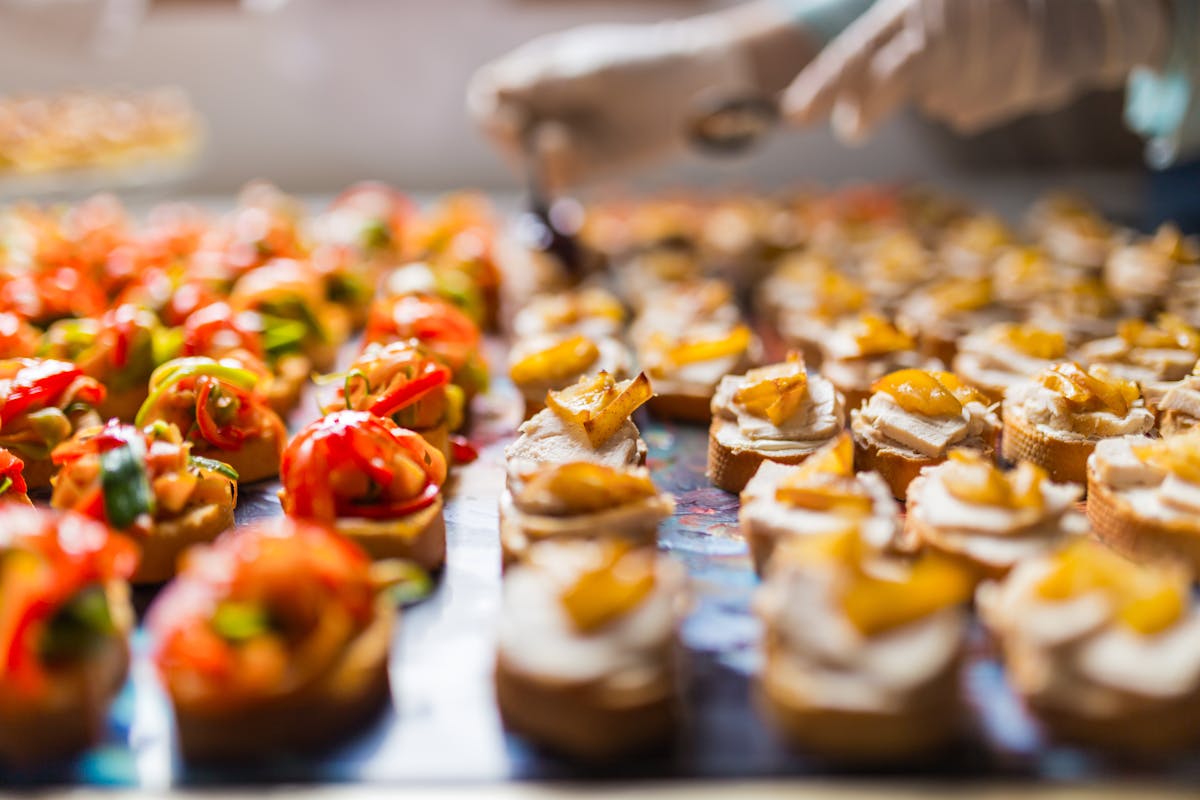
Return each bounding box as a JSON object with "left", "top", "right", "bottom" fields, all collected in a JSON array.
[
  {"left": 136, "top": 359, "right": 259, "bottom": 427},
  {"left": 188, "top": 454, "right": 240, "bottom": 482},
  {"left": 100, "top": 434, "right": 154, "bottom": 530}
]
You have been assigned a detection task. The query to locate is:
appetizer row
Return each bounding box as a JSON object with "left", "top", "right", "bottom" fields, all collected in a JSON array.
[{"left": 0, "top": 506, "right": 409, "bottom": 766}]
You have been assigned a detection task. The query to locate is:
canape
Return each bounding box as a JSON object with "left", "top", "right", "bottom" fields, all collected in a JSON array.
[
  {"left": 905, "top": 451, "right": 1086, "bottom": 578},
  {"left": 851, "top": 369, "right": 1000, "bottom": 500},
  {"left": 403, "top": 191, "right": 504, "bottom": 328},
  {"left": 364, "top": 292, "right": 488, "bottom": 401},
  {"left": 0, "top": 358, "right": 105, "bottom": 488},
  {"left": 897, "top": 277, "right": 1013, "bottom": 364},
  {"left": 135, "top": 357, "right": 287, "bottom": 484},
  {"left": 1086, "top": 431, "right": 1200, "bottom": 570},
  {"left": 41, "top": 304, "right": 170, "bottom": 421},
  {"left": 0, "top": 311, "right": 41, "bottom": 359},
  {"left": 640, "top": 322, "right": 757, "bottom": 423},
  {"left": 1027, "top": 193, "right": 1114, "bottom": 271},
  {"left": 508, "top": 333, "right": 631, "bottom": 419},
  {"left": 1077, "top": 314, "right": 1200, "bottom": 385},
  {"left": 50, "top": 420, "right": 237, "bottom": 584},
  {"left": 230, "top": 258, "right": 349, "bottom": 373},
  {"left": 1143, "top": 365, "right": 1200, "bottom": 435},
  {"left": 755, "top": 525, "right": 973, "bottom": 763},
  {"left": 322, "top": 340, "right": 461, "bottom": 459},
  {"left": 857, "top": 229, "right": 933, "bottom": 312},
  {"left": 148, "top": 517, "right": 396, "bottom": 762},
  {"left": 937, "top": 213, "right": 1014, "bottom": 278},
  {"left": 953, "top": 323, "right": 1070, "bottom": 402},
  {"left": 0, "top": 505, "right": 137, "bottom": 766},
  {"left": 818, "top": 313, "right": 937, "bottom": 410},
  {"left": 180, "top": 300, "right": 310, "bottom": 415},
  {"left": 771, "top": 257, "right": 869, "bottom": 366},
  {"left": 707, "top": 354, "right": 846, "bottom": 493},
  {"left": 494, "top": 539, "right": 688, "bottom": 760},
  {"left": 978, "top": 538, "right": 1200, "bottom": 754},
  {"left": 1002, "top": 362, "right": 1155, "bottom": 484},
  {"left": 280, "top": 410, "right": 448, "bottom": 571},
  {"left": 499, "top": 462, "right": 674, "bottom": 568},
  {"left": 739, "top": 432, "right": 900, "bottom": 573},
  {"left": 990, "top": 246, "right": 1062, "bottom": 310},
  {"left": 1104, "top": 223, "right": 1196, "bottom": 314},
  {"left": 1026, "top": 275, "right": 1120, "bottom": 345},
  {"left": 0, "top": 447, "right": 31, "bottom": 504},
  {"left": 505, "top": 372, "right": 653, "bottom": 487},
  {"left": 510, "top": 287, "right": 626, "bottom": 340}
]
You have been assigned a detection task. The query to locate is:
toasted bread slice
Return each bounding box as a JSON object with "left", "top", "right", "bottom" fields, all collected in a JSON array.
[
  {"left": 335, "top": 496, "right": 446, "bottom": 572},
  {"left": 1001, "top": 404, "right": 1093, "bottom": 485},
  {"left": 174, "top": 596, "right": 394, "bottom": 763}
]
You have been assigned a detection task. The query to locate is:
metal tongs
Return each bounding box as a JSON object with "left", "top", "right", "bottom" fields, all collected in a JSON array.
[{"left": 520, "top": 92, "right": 780, "bottom": 281}]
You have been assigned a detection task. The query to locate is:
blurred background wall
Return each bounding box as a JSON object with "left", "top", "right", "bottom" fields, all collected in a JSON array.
[{"left": 0, "top": 0, "right": 1145, "bottom": 201}]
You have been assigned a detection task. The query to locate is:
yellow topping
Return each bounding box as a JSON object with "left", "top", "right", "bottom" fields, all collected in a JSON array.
[
  {"left": 733, "top": 354, "right": 808, "bottom": 426},
  {"left": 648, "top": 324, "right": 751, "bottom": 372},
  {"left": 1151, "top": 223, "right": 1199, "bottom": 263},
  {"left": 1037, "top": 539, "right": 1188, "bottom": 635},
  {"left": 872, "top": 369, "right": 963, "bottom": 417},
  {"left": 545, "top": 371, "right": 654, "bottom": 448},
  {"left": 559, "top": 541, "right": 657, "bottom": 632},
  {"left": 1117, "top": 314, "right": 1200, "bottom": 353},
  {"left": 850, "top": 314, "right": 915, "bottom": 357},
  {"left": 928, "top": 277, "right": 991, "bottom": 314},
  {"left": 509, "top": 335, "right": 600, "bottom": 386},
  {"left": 950, "top": 214, "right": 1012, "bottom": 255},
  {"left": 930, "top": 371, "right": 991, "bottom": 406},
  {"left": 866, "top": 231, "right": 926, "bottom": 284},
  {"left": 1036, "top": 362, "right": 1140, "bottom": 416},
  {"left": 1133, "top": 429, "right": 1200, "bottom": 485},
  {"left": 813, "top": 270, "right": 867, "bottom": 318},
  {"left": 516, "top": 462, "right": 658, "bottom": 515},
  {"left": 993, "top": 323, "right": 1067, "bottom": 360},
  {"left": 783, "top": 527, "right": 976, "bottom": 636},
  {"left": 775, "top": 433, "right": 870, "bottom": 514},
  {"left": 942, "top": 451, "right": 1046, "bottom": 512},
  {"left": 541, "top": 290, "right": 625, "bottom": 328}
]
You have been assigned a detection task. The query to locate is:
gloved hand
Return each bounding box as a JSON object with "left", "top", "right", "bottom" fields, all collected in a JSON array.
[
  {"left": 782, "top": 0, "right": 1171, "bottom": 142},
  {"left": 468, "top": 5, "right": 812, "bottom": 188}
]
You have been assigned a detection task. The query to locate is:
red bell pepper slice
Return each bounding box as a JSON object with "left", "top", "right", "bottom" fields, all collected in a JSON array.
[
  {"left": 367, "top": 362, "right": 451, "bottom": 419},
  {"left": 0, "top": 360, "right": 83, "bottom": 425}
]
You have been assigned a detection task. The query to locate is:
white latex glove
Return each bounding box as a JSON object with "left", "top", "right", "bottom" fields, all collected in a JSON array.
[
  {"left": 467, "top": 19, "right": 758, "bottom": 188},
  {"left": 782, "top": 0, "right": 1170, "bottom": 142}
]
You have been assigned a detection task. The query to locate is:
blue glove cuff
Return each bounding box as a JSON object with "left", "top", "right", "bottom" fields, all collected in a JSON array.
[
  {"left": 772, "top": 0, "right": 876, "bottom": 45},
  {"left": 1125, "top": 0, "right": 1200, "bottom": 168}
]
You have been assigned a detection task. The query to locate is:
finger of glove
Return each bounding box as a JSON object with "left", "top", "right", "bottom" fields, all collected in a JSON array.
[
  {"left": 837, "top": 26, "right": 925, "bottom": 141},
  {"left": 781, "top": 0, "right": 908, "bottom": 127}
]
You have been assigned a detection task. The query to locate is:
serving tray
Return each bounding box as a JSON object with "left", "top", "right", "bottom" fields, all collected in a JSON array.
[{"left": 8, "top": 351, "right": 1200, "bottom": 791}]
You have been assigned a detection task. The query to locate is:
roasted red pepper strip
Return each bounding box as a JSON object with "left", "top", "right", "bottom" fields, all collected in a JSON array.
[
  {"left": 449, "top": 435, "right": 478, "bottom": 465},
  {"left": 280, "top": 411, "right": 446, "bottom": 522},
  {"left": 0, "top": 449, "right": 28, "bottom": 496},
  {"left": 195, "top": 377, "right": 248, "bottom": 451},
  {"left": 0, "top": 359, "right": 84, "bottom": 425},
  {"left": 367, "top": 362, "right": 451, "bottom": 419}
]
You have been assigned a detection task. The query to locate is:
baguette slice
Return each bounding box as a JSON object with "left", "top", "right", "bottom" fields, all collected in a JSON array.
[
  {"left": 706, "top": 423, "right": 813, "bottom": 494},
  {"left": 756, "top": 638, "right": 963, "bottom": 764},
  {"left": 1027, "top": 692, "right": 1200, "bottom": 756},
  {"left": 336, "top": 496, "right": 446, "bottom": 572},
  {"left": 194, "top": 427, "right": 284, "bottom": 485},
  {"left": 1001, "top": 404, "right": 1093, "bottom": 485},
  {"left": 174, "top": 596, "right": 394, "bottom": 763},
  {"left": 497, "top": 495, "right": 668, "bottom": 570},
  {"left": 0, "top": 583, "right": 131, "bottom": 766},
  {"left": 1087, "top": 467, "right": 1200, "bottom": 571},
  {"left": 494, "top": 650, "right": 676, "bottom": 761},
  {"left": 135, "top": 498, "right": 237, "bottom": 585}
]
